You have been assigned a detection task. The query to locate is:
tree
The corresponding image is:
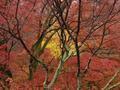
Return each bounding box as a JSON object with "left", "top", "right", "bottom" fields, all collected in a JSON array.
[{"left": 0, "top": 0, "right": 120, "bottom": 89}]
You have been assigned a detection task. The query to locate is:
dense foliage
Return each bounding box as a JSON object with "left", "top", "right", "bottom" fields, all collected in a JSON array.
[{"left": 0, "top": 0, "right": 120, "bottom": 89}]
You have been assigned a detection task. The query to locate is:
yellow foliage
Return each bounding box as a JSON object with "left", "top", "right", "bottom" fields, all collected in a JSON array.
[
  {"left": 41, "top": 29, "right": 87, "bottom": 58},
  {"left": 42, "top": 33, "right": 61, "bottom": 59}
]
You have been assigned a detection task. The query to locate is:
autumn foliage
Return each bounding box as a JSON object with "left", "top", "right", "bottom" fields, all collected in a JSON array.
[{"left": 0, "top": 0, "right": 120, "bottom": 90}]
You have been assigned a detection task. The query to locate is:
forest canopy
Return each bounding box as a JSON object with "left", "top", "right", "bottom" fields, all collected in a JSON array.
[{"left": 0, "top": 0, "right": 120, "bottom": 90}]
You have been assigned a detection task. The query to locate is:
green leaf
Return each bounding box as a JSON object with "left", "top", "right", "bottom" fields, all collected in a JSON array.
[
  {"left": 0, "top": 39, "right": 6, "bottom": 45},
  {"left": 0, "top": 66, "right": 5, "bottom": 72},
  {"left": 4, "top": 70, "right": 12, "bottom": 78}
]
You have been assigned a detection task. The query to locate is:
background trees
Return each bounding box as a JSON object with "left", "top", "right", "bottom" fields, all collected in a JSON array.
[{"left": 0, "top": 0, "right": 120, "bottom": 89}]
